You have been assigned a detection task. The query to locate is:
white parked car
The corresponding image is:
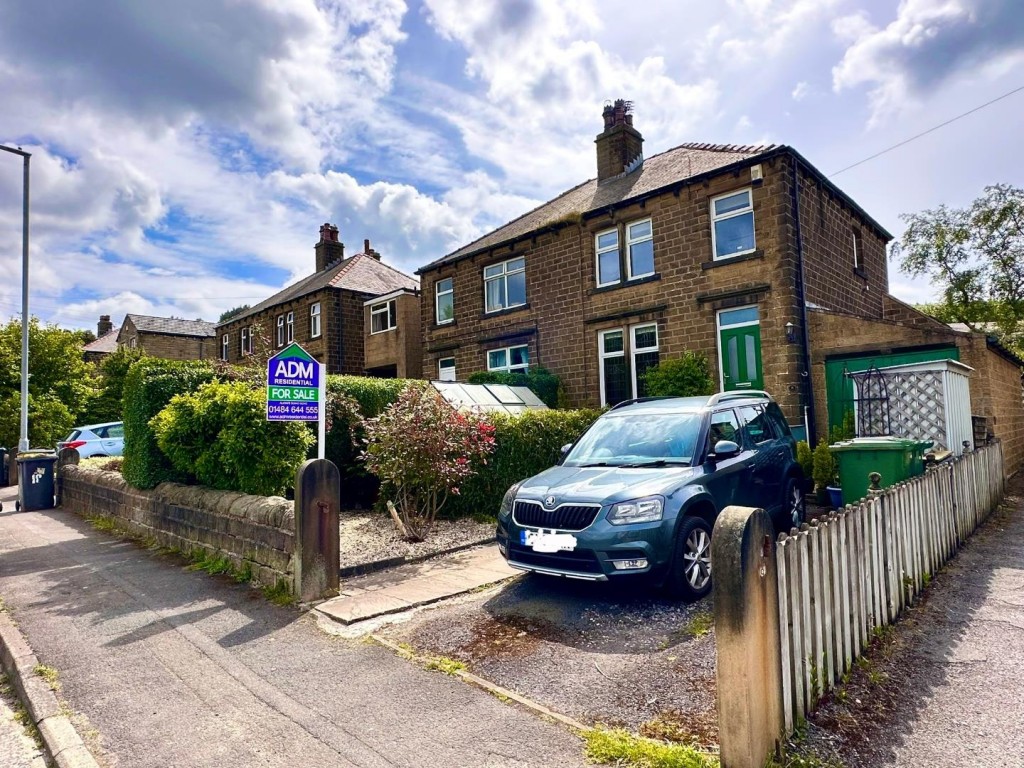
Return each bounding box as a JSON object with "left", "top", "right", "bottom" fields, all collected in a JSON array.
[{"left": 58, "top": 422, "right": 125, "bottom": 458}]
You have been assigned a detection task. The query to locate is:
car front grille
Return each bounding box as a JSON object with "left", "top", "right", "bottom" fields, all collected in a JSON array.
[
  {"left": 507, "top": 543, "right": 603, "bottom": 574},
  {"left": 512, "top": 500, "right": 601, "bottom": 531}
]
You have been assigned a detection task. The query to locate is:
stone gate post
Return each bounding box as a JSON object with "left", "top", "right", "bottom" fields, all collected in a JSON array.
[{"left": 294, "top": 459, "right": 341, "bottom": 602}]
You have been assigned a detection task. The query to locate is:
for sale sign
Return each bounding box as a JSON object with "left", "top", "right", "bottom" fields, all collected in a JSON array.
[{"left": 266, "top": 343, "right": 322, "bottom": 422}]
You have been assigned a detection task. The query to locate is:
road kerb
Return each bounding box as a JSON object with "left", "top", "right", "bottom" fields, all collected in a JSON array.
[
  {"left": 0, "top": 610, "right": 101, "bottom": 768},
  {"left": 369, "top": 633, "right": 589, "bottom": 733}
]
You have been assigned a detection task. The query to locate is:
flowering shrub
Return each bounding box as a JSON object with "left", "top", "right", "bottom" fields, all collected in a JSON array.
[{"left": 362, "top": 384, "right": 495, "bottom": 541}]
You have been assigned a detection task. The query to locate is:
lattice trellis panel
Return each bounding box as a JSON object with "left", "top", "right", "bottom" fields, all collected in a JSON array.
[{"left": 851, "top": 370, "right": 947, "bottom": 447}]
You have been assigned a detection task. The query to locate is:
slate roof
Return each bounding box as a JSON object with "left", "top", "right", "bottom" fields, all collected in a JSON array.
[
  {"left": 418, "top": 142, "right": 892, "bottom": 273},
  {"left": 82, "top": 327, "right": 120, "bottom": 354},
  {"left": 126, "top": 315, "right": 217, "bottom": 337},
  {"left": 220, "top": 252, "right": 418, "bottom": 327}
]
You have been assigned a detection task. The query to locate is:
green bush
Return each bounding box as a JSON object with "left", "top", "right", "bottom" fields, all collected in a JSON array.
[
  {"left": 812, "top": 441, "right": 838, "bottom": 505},
  {"left": 121, "top": 359, "right": 215, "bottom": 489},
  {"left": 86, "top": 346, "right": 145, "bottom": 424},
  {"left": 444, "top": 408, "right": 602, "bottom": 519},
  {"left": 796, "top": 440, "right": 813, "bottom": 481},
  {"left": 325, "top": 375, "right": 413, "bottom": 507},
  {"left": 151, "top": 380, "right": 313, "bottom": 496},
  {"left": 466, "top": 367, "right": 563, "bottom": 408},
  {"left": 641, "top": 353, "right": 715, "bottom": 398}
]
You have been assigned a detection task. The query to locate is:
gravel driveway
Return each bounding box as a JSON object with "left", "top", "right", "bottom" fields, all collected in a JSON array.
[{"left": 380, "top": 574, "right": 720, "bottom": 749}]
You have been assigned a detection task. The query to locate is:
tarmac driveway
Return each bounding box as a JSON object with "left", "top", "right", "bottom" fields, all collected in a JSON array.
[{"left": 380, "top": 573, "right": 720, "bottom": 749}]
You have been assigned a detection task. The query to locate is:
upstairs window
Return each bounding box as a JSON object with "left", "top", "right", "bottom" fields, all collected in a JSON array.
[
  {"left": 711, "top": 188, "right": 756, "bottom": 260},
  {"left": 626, "top": 219, "right": 655, "bottom": 279},
  {"left": 853, "top": 228, "right": 864, "bottom": 274},
  {"left": 595, "top": 229, "right": 620, "bottom": 287},
  {"left": 220, "top": 334, "right": 228, "bottom": 361},
  {"left": 310, "top": 302, "right": 321, "bottom": 338},
  {"left": 276, "top": 315, "right": 285, "bottom": 346},
  {"left": 286, "top": 311, "right": 294, "bottom": 343},
  {"left": 487, "top": 344, "right": 528, "bottom": 373},
  {"left": 435, "top": 278, "right": 454, "bottom": 324},
  {"left": 484, "top": 257, "right": 526, "bottom": 313},
  {"left": 370, "top": 299, "right": 397, "bottom": 334}
]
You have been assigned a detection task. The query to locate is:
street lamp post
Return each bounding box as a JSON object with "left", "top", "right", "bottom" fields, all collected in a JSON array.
[{"left": 1, "top": 144, "right": 31, "bottom": 451}]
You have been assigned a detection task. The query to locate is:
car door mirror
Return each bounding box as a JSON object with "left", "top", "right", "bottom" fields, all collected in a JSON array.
[
  {"left": 559, "top": 443, "right": 573, "bottom": 458},
  {"left": 710, "top": 439, "right": 741, "bottom": 461}
]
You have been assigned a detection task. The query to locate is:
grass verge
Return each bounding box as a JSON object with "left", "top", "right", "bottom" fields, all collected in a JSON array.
[{"left": 583, "top": 727, "right": 719, "bottom": 768}]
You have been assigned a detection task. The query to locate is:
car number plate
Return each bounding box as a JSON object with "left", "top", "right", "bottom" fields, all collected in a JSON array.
[{"left": 521, "top": 528, "right": 577, "bottom": 553}]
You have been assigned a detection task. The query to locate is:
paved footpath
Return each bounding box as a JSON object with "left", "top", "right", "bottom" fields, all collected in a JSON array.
[{"left": 0, "top": 486, "right": 588, "bottom": 768}]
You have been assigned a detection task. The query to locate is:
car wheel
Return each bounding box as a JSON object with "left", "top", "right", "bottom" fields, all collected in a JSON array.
[
  {"left": 782, "top": 476, "right": 805, "bottom": 532},
  {"left": 666, "top": 516, "right": 714, "bottom": 601}
]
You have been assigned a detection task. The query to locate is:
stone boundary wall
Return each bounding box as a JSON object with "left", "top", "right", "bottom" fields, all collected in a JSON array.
[{"left": 61, "top": 465, "right": 294, "bottom": 589}]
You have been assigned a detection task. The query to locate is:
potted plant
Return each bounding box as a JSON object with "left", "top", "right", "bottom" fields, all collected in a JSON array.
[{"left": 812, "top": 441, "right": 843, "bottom": 508}]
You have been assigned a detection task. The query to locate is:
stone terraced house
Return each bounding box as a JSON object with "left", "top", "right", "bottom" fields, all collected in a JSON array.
[
  {"left": 217, "top": 224, "right": 421, "bottom": 377},
  {"left": 417, "top": 100, "right": 1024, "bottom": 472},
  {"left": 117, "top": 314, "right": 218, "bottom": 361}
]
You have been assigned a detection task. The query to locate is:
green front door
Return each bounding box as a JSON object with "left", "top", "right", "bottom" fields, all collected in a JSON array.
[{"left": 719, "top": 320, "right": 763, "bottom": 391}]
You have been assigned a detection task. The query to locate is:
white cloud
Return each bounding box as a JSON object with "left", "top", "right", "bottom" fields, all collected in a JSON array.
[
  {"left": 791, "top": 81, "right": 810, "bottom": 101},
  {"left": 832, "top": 0, "right": 1024, "bottom": 123}
]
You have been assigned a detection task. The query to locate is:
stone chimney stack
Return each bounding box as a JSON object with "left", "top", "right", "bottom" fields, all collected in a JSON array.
[
  {"left": 363, "top": 238, "right": 381, "bottom": 260},
  {"left": 97, "top": 315, "right": 113, "bottom": 337},
  {"left": 315, "top": 223, "right": 345, "bottom": 272},
  {"left": 595, "top": 99, "right": 644, "bottom": 183}
]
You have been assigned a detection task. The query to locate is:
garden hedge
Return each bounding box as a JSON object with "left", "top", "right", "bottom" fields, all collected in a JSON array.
[
  {"left": 325, "top": 375, "right": 413, "bottom": 507},
  {"left": 121, "top": 358, "right": 215, "bottom": 489},
  {"left": 466, "top": 367, "right": 562, "bottom": 408},
  {"left": 443, "top": 408, "right": 602, "bottom": 519}
]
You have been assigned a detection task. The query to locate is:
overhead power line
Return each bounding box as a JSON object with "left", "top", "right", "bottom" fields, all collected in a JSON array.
[{"left": 829, "top": 83, "right": 1024, "bottom": 178}]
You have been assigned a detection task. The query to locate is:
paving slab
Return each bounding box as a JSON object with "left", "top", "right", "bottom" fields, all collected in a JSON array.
[{"left": 316, "top": 546, "right": 518, "bottom": 625}]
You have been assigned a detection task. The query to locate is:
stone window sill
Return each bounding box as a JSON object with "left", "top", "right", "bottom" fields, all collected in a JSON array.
[
  {"left": 590, "top": 273, "right": 661, "bottom": 295},
  {"left": 480, "top": 303, "right": 530, "bottom": 320},
  {"left": 701, "top": 250, "right": 765, "bottom": 270}
]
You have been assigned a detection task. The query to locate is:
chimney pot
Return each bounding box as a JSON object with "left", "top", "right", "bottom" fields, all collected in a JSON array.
[
  {"left": 595, "top": 98, "right": 643, "bottom": 183},
  {"left": 315, "top": 223, "right": 345, "bottom": 271}
]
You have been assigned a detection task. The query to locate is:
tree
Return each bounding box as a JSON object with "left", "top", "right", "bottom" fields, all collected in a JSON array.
[
  {"left": 219, "top": 304, "right": 250, "bottom": 322},
  {"left": 641, "top": 352, "right": 716, "bottom": 397},
  {"left": 0, "top": 318, "right": 98, "bottom": 448},
  {"left": 362, "top": 384, "right": 495, "bottom": 541},
  {"left": 86, "top": 345, "right": 145, "bottom": 423},
  {"left": 894, "top": 184, "right": 1024, "bottom": 355}
]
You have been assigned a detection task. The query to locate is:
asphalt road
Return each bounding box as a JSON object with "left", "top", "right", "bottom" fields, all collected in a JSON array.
[
  {"left": 381, "top": 571, "right": 720, "bottom": 747},
  {"left": 0, "top": 487, "right": 589, "bottom": 768}
]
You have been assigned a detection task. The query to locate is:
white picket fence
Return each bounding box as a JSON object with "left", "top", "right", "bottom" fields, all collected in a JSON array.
[{"left": 776, "top": 442, "right": 1005, "bottom": 732}]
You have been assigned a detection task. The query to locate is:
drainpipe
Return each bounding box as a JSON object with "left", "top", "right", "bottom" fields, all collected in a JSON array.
[{"left": 789, "top": 154, "right": 818, "bottom": 445}]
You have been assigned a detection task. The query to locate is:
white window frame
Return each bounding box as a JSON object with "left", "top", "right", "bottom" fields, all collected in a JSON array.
[
  {"left": 276, "top": 315, "right": 285, "bottom": 347},
  {"left": 240, "top": 326, "right": 252, "bottom": 356},
  {"left": 598, "top": 328, "right": 625, "bottom": 407},
  {"left": 286, "top": 311, "right": 294, "bottom": 343},
  {"left": 435, "top": 278, "right": 454, "bottom": 325},
  {"left": 594, "top": 228, "right": 620, "bottom": 288},
  {"left": 221, "top": 334, "right": 228, "bottom": 361},
  {"left": 710, "top": 187, "right": 756, "bottom": 261},
  {"left": 310, "top": 302, "right": 321, "bottom": 338},
  {"left": 486, "top": 344, "right": 529, "bottom": 373},
  {"left": 630, "top": 323, "right": 660, "bottom": 398},
  {"left": 438, "top": 357, "right": 456, "bottom": 382},
  {"left": 483, "top": 257, "right": 526, "bottom": 314},
  {"left": 625, "top": 218, "right": 655, "bottom": 280},
  {"left": 128, "top": 337, "right": 137, "bottom": 349},
  {"left": 370, "top": 299, "right": 397, "bottom": 334},
  {"left": 715, "top": 304, "right": 760, "bottom": 392}
]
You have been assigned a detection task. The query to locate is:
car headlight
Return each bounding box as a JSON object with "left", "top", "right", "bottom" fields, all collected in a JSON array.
[
  {"left": 498, "top": 483, "right": 521, "bottom": 518},
  {"left": 607, "top": 496, "right": 664, "bottom": 525}
]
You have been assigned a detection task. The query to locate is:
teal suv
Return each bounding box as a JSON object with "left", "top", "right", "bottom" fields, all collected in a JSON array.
[{"left": 496, "top": 391, "right": 804, "bottom": 600}]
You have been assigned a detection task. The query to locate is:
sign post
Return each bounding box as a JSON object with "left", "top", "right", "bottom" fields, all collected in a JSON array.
[{"left": 266, "top": 342, "right": 326, "bottom": 459}]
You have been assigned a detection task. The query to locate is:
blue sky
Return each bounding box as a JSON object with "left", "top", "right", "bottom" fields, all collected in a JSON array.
[{"left": 0, "top": 0, "right": 1022, "bottom": 331}]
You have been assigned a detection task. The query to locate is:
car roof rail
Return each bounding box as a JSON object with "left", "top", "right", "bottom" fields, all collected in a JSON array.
[
  {"left": 706, "top": 390, "right": 772, "bottom": 407},
  {"left": 608, "top": 396, "right": 678, "bottom": 411}
]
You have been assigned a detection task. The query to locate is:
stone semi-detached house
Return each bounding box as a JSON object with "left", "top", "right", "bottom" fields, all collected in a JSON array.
[
  {"left": 217, "top": 224, "right": 420, "bottom": 376},
  {"left": 117, "top": 314, "right": 217, "bottom": 360},
  {"left": 418, "top": 100, "right": 1024, "bottom": 472}
]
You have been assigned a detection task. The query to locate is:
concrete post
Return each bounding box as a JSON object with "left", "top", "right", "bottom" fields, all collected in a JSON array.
[
  {"left": 712, "top": 505, "right": 784, "bottom": 768},
  {"left": 55, "top": 447, "right": 80, "bottom": 507},
  {"left": 293, "top": 458, "right": 340, "bottom": 602}
]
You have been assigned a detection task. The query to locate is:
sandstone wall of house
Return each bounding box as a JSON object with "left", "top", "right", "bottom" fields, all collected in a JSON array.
[
  {"left": 364, "top": 292, "right": 422, "bottom": 377},
  {"left": 61, "top": 466, "right": 294, "bottom": 589},
  {"left": 957, "top": 336, "right": 1024, "bottom": 475},
  {"left": 218, "top": 289, "right": 330, "bottom": 367}
]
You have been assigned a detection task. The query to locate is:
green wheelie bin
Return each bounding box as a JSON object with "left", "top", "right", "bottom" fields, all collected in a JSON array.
[{"left": 830, "top": 437, "right": 932, "bottom": 506}]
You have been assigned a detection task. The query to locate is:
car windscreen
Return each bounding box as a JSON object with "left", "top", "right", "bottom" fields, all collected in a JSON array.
[
  {"left": 63, "top": 430, "right": 81, "bottom": 442},
  {"left": 564, "top": 412, "right": 701, "bottom": 467}
]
